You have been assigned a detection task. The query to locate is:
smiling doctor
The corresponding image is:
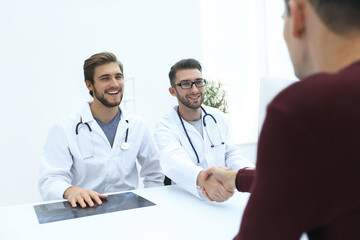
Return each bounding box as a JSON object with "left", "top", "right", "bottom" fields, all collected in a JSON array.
[
  {"left": 154, "top": 58, "right": 255, "bottom": 202},
  {"left": 39, "top": 52, "right": 164, "bottom": 208}
]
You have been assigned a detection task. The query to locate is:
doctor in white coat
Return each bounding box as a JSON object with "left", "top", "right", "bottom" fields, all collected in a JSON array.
[
  {"left": 39, "top": 52, "right": 164, "bottom": 208},
  {"left": 154, "top": 59, "right": 255, "bottom": 202}
]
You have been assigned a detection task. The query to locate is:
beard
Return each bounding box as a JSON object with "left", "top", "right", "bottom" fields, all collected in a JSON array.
[
  {"left": 93, "top": 87, "right": 123, "bottom": 108},
  {"left": 175, "top": 88, "right": 203, "bottom": 110}
]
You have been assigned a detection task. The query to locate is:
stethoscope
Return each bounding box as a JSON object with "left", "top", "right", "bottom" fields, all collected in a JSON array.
[
  {"left": 75, "top": 117, "right": 130, "bottom": 159},
  {"left": 177, "top": 106, "right": 225, "bottom": 164}
]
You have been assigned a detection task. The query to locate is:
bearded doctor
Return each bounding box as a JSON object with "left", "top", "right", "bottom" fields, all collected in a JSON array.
[
  {"left": 154, "top": 58, "right": 255, "bottom": 202},
  {"left": 39, "top": 52, "right": 164, "bottom": 208}
]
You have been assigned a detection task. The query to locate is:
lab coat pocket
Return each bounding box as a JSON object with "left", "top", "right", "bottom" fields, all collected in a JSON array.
[
  {"left": 76, "top": 127, "right": 94, "bottom": 160},
  {"left": 118, "top": 142, "right": 135, "bottom": 171}
]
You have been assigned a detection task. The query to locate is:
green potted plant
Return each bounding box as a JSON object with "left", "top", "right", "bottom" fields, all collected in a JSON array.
[{"left": 203, "top": 79, "right": 229, "bottom": 113}]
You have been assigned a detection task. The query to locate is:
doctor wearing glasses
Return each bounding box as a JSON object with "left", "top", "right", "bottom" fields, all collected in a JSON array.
[
  {"left": 39, "top": 52, "right": 164, "bottom": 208},
  {"left": 154, "top": 59, "right": 255, "bottom": 203}
]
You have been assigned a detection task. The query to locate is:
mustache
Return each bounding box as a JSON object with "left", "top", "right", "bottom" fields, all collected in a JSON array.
[{"left": 106, "top": 87, "right": 122, "bottom": 92}]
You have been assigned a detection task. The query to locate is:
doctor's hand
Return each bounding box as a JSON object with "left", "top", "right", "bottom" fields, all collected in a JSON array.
[
  {"left": 63, "top": 186, "right": 108, "bottom": 208},
  {"left": 197, "top": 170, "right": 234, "bottom": 202},
  {"left": 202, "top": 166, "right": 238, "bottom": 193}
]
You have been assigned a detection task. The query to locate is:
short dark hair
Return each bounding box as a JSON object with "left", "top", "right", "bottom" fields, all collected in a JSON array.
[
  {"left": 168, "top": 58, "right": 202, "bottom": 86},
  {"left": 83, "top": 52, "right": 124, "bottom": 96},
  {"left": 285, "top": 0, "right": 360, "bottom": 35}
]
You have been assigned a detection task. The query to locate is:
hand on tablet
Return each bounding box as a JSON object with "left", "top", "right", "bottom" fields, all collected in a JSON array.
[{"left": 63, "top": 186, "right": 108, "bottom": 208}]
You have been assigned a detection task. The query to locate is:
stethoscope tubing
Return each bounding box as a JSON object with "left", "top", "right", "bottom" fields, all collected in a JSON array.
[
  {"left": 177, "top": 107, "right": 200, "bottom": 163},
  {"left": 177, "top": 106, "right": 224, "bottom": 164},
  {"left": 75, "top": 118, "right": 91, "bottom": 134},
  {"left": 75, "top": 117, "right": 129, "bottom": 149}
]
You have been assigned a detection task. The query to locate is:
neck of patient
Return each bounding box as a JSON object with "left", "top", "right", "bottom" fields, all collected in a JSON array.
[{"left": 313, "top": 30, "right": 360, "bottom": 75}]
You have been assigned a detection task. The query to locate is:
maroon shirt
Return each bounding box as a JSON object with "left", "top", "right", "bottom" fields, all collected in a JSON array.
[
  {"left": 235, "top": 61, "right": 360, "bottom": 240},
  {"left": 236, "top": 168, "right": 256, "bottom": 193}
]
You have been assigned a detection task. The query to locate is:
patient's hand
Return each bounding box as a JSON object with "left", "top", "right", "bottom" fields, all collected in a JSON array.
[{"left": 197, "top": 169, "right": 234, "bottom": 202}]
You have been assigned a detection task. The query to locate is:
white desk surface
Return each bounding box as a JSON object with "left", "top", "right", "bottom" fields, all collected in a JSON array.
[{"left": 0, "top": 185, "right": 250, "bottom": 240}]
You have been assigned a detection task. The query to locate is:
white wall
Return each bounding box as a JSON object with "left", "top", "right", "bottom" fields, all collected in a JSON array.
[
  {"left": 0, "top": 0, "right": 203, "bottom": 206},
  {"left": 264, "top": 0, "right": 297, "bottom": 80},
  {"left": 200, "top": 0, "right": 264, "bottom": 144}
]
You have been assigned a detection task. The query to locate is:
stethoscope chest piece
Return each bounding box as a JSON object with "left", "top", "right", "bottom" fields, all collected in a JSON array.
[{"left": 121, "top": 142, "right": 130, "bottom": 150}]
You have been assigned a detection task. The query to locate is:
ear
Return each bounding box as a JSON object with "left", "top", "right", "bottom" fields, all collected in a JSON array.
[
  {"left": 289, "top": 0, "right": 306, "bottom": 38},
  {"left": 85, "top": 80, "right": 94, "bottom": 92},
  {"left": 169, "top": 86, "right": 176, "bottom": 97}
]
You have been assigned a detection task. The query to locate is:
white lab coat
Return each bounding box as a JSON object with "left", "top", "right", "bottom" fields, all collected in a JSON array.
[
  {"left": 154, "top": 105, "right": 254, "bottom": 199},
  {"left": 39, "top": 102, "right": 164, "bottom": 200}
]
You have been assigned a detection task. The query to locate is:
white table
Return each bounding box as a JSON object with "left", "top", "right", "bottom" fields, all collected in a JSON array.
[{"left": 0, "top": 185, "right": 250, "bottom": 240}]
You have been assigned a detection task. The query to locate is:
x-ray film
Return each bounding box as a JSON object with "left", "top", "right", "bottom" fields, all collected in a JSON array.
[{"left": 33, "top": 192, "right": 155, "bottom": 224}]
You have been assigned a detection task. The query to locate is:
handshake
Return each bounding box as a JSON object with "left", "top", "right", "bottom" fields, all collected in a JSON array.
[{"left": 197, "top": 166, "right": 255, "bottom": 203}]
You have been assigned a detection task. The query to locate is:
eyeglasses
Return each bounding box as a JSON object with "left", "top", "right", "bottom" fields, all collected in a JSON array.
[{"left": 175, "top": 78, "right": 206, "bottom": 89}]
